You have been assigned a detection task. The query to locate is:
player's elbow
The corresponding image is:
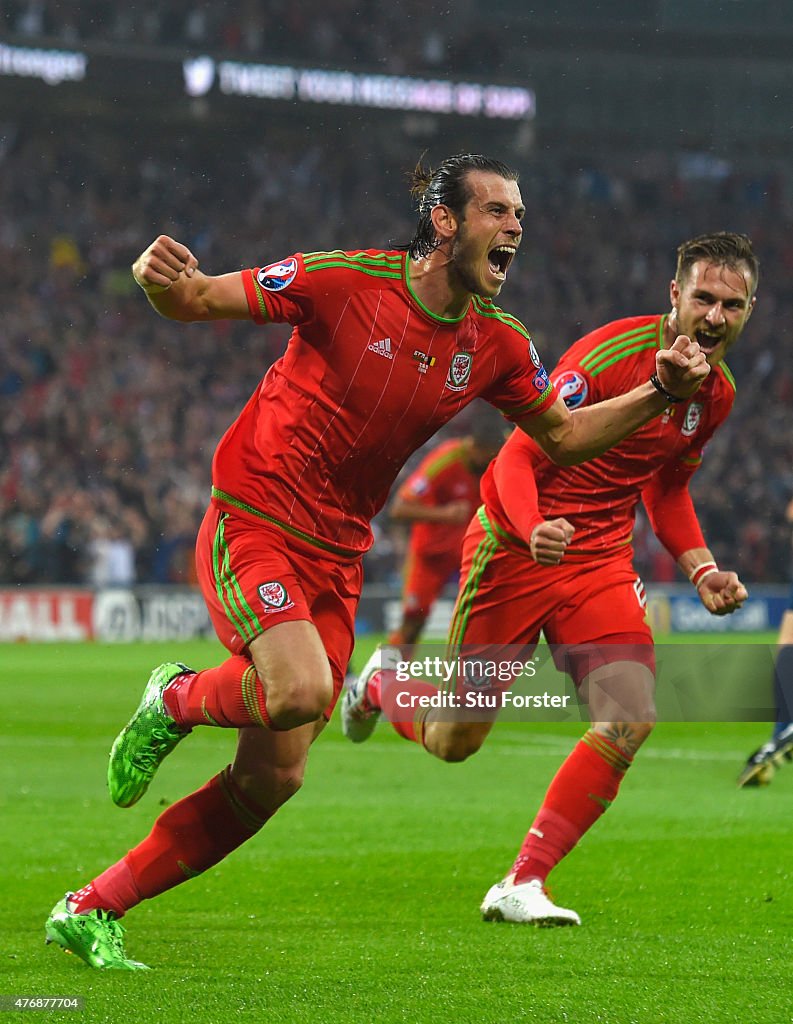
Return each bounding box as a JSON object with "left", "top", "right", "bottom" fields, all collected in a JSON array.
[
  {"left": 554, "top": 449, "right": 585, "bottom": 467},
  {"left": 174, "top": 295, "right": 221, "bottom": 322},
  {"left": 531, "top": 415, "right": 589, "bottom": 467},
  {"left": 147, "top": 296, "right": 210, "bottom": 323},
  {"left": 538, "top": 440, "right": 585, "bottom": 467}
]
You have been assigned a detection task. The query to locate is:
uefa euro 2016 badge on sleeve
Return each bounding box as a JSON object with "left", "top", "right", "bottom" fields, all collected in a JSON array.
[
  {"left": 257, "top": 258, "right": 298, "bottom": 292},
  {"left": 552, "top": 370, "right": 589, "bottom": 410}
]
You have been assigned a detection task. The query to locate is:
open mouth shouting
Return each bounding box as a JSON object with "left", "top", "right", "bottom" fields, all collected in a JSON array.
[
  {"left": 694, "top": 330, "right": 724, "bottom": 357},
  {"left": 488, "top": 244, "right": 517, "bottom": 282}
]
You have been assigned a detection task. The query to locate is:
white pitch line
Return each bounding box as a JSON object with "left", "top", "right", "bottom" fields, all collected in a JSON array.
[{"left": 487, "top": 730, "right": 756, "bottom": 762}]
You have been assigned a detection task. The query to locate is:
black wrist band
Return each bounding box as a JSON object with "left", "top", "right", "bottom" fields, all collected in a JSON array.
[{"left": 649, "top": 373, "right": 686, "bottom": 404}]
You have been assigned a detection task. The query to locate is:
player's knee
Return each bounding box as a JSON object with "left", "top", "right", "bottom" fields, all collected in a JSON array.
[
  {"left": 426, "top": 723, "right": 484, "bottom": 763},
  {"left": 633, "top": 718, "right": 656, "bottom": 745},
  {"left": 631, "top": 695, "right": 657, "bottom": 741},
  {"left": 263, "top": 667, "right": 334, "bottom": 729}
]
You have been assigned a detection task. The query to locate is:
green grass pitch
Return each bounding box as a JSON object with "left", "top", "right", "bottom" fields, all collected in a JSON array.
[{"left": 2, "top": 635, "right": 791, "bottom": 1024}]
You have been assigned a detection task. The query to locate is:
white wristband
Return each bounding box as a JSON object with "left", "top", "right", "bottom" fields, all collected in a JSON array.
[{"left": 689, "top": 562, "right": 718, "bottom": 589}]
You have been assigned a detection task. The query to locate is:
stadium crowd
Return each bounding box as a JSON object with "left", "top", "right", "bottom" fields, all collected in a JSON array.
[
  {"left": 1, "top": 116, "right": 792, "bottom": 589},
  {"left": 2, "top": 0, "right": 479, "bottom": 75}
]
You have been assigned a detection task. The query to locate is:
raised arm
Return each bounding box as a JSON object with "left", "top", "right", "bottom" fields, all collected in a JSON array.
[
  {"left": 131, "top": 235, "right": 252, "bottom": 322},
  {"left": 643, "top": 457, "right": 747, "bottom": 616},
  {"left": 516, "top": 335, "right": 709, "bottom": 466}
]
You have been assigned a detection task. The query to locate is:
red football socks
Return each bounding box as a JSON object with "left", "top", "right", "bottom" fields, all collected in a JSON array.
[
  {"left": 72, "top": 767, "right": 271, "bottom": 917},
  {"left": 368, "top": 669, "right": 437, "bottom": 744},
  {"left": 511, "top": 729, "right": 632, "bottom": 885},
  {"left": 163, "top": 656, "right": 273, "bottom": 729}
]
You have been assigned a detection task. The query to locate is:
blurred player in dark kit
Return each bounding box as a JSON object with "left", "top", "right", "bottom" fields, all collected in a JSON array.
[{"left": 738, "top": 495, "right": 793, "bottom": 786}]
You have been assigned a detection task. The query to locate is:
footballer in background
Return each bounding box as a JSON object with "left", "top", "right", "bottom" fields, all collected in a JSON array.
[{"left": 387, "top": 406, "right": 507, "bottom": 656}]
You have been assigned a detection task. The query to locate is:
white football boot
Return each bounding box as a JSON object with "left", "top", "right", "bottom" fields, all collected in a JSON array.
[
  {"left": 340, "top": 645, "right": 401, "bottom": 743},
  {"left": 481, "top": 875, "right": 581, "bottom": 926}
]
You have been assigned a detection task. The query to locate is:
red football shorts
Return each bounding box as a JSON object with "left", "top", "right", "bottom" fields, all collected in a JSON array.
[
  {"left": 400, "top": 547, "right": 461, "bottom": 619},
  {"left": 195, "top": 505, "right": 362, "bottom": 715},
  {"left": 448, "top": 511, "right": 654, "bottom": 687}
]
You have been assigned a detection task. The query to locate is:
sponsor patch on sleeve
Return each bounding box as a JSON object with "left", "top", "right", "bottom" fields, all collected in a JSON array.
[
  {"left": 532, "top": 367, "right": 550, "bottom": 393},
  {"left": 256, "top": 257, "right": 298, "bottom": 292}
]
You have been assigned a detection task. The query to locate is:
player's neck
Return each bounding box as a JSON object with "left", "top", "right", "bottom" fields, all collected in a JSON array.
[{"left": 408, "top": 255, "right": 471, "bottom": 320}]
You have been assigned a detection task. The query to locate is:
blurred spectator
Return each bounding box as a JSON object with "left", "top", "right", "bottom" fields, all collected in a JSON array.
[
  {"left": 87, "top": 516, "right": 136, "bottom": 588},
  {"left": 2, "top": 0, "right": 478, "bottom": 73}
]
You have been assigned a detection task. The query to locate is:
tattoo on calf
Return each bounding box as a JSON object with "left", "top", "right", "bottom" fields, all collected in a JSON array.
[{"left": 602, "top": 723, "right": 640, "bottom": 757}]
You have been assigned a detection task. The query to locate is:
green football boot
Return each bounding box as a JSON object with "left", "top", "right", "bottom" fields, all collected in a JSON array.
[
  {"left": 45, "top": 895, "right": 149, "bottom": 970},
  {"left": 108, "top": 662, "right": 193, "bottom": 808}
]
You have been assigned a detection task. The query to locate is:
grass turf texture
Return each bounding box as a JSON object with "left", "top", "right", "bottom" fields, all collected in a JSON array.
[{"left": 2, "top": 636, "right": 790, "bottom": 1024}]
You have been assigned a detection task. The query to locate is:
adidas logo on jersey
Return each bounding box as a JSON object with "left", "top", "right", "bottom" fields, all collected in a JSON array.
[{"left": 368, "top": 337, "right": 394, "bottom": 360}]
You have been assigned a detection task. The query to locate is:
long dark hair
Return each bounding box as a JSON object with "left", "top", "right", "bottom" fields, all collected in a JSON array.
[{"left": 397, "top": 153, "right": 519, "bottom": 259}]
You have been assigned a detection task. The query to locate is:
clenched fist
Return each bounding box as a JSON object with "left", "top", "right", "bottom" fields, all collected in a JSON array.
[
  {"left": 132, "top": 235, "right": 199, "bottom": 294},
  {"left": 697, "top": 570, "right": 748, "bottom": 616},
  {"left": 530, "top": 517, "right": 574, "bottom": 566},
  {"left": 655, "top": 334, "right": 710, "bottom": 401}
]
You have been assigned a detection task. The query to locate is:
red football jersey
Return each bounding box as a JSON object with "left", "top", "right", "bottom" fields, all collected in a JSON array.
[
  {"left": 396, "top": 438, "right": 481, "bottom": 560},
  {"left": 482, "top": 314, "right": 735, "bottom": 556},
  {"left": 211, "top": 249, "right": 556, "bottom": 558}
]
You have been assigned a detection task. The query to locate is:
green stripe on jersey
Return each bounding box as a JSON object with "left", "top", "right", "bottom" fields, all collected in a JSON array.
[
  {"left": 587, "top": 339, "right": 659, "bottom": 376},
  {"left": 579, "top": 325, "right": 658, "bottom": 374},
  {"left": 422, "top": 447, "right": 464, "bottom": 480},
  {"left": 211, "top": 487, "right": 358, "bottom": 559},
  {"left": 716, "top": 360, "right": 736, "bottom": 392},
  {"left": 250, "top": 278, "right": 270, "bottom": 320},
  {"left": 303, "top": 260, "right": 402, "bottom": 279},
  {"left": 303, "top": 250, "right": 402, "bottom": 266},
  {"left": 405, "top": 265, "right": 468, "bottom": 324},
  {"left": 471, "top": 296, "right": 532, "bottom": 340},
  {"left": 303, "top": 251, "right": 403, "bottom": 278},
  {"left": 579, "top": 319, "right": 664, "bottom": 368},
  {"left": 500, "top": 381, "right": 554, "bottom": 418}
]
